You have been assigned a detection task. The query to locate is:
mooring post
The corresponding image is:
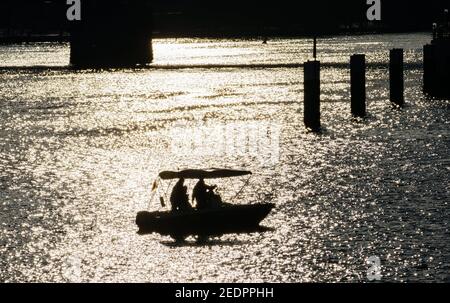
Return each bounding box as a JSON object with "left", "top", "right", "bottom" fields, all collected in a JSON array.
[
  {"left": 350, "top": 54, "right": 366, "bottom": 118},
  {"left": 389, "top": 48, "right": 404, "bottom": 107},
  {"left": 304, "top": 60, "right": 321, "bottom": 131},
  {"left": 313, "top": 36, "right": 317, "bottom": 59},
  {"left": 423, "top": 44, "right": 435, "bottom": 95}
]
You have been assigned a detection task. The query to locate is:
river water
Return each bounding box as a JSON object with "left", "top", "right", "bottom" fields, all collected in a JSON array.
[{"left": 0, "top": 33, "right": 449, "bottom": 282}]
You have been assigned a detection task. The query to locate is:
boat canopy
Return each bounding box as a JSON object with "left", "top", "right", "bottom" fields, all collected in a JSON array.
[{"left": 159, "top": 169, "right": 252, "bottom": 180}]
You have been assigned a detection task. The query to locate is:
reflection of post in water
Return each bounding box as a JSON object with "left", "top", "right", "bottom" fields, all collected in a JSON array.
[{"left": 69, "top": 0, "right": 153, "bottom": 68}]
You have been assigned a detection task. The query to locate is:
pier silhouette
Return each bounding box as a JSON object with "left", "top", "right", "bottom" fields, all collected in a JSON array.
[{"left": 69, "top": 0, "right": 153, "bottom": 68}]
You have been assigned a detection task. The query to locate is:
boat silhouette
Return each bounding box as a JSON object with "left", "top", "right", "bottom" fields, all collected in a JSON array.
[{"left": 136, "top": 169, "right": 275, "bottom": 242}]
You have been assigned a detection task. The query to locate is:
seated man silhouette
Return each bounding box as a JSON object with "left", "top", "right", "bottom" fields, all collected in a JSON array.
[
  {"left": 170, "top": 178, "right": 192, "bottom": 212},
  {"left": 192, "top": 178, "right": 222, "bottom": 210}
]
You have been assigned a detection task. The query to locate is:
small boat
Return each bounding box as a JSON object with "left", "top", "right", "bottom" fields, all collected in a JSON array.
[{"left": 136, "top": 169, "right": 275, "bottom": 241}]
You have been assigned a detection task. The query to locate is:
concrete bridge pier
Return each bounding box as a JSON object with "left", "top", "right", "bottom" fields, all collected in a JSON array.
[{"left": 69, "top": 0, "right": 153, "bottom": 68}]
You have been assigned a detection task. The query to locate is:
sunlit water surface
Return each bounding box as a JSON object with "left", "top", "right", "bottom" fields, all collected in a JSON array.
[{"left": 0, "top": 33, "right": 449, "bottom": 282}]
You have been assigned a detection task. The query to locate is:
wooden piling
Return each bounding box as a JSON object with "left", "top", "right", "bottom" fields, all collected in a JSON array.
[
  {"left": 304, "top": 60, "right": 321, "bottom": 131},
  {"left": 423, "top": 44, "right": 435, "bottom": 95},
  {"left": 350, "top": 54, "right": 366, "bottom": 117},
  {"left": 389, "top": 49, "right": 404, "bottom": 107},
  {"left": 313, "top": 36, "right": 317, "bottom": 59}
]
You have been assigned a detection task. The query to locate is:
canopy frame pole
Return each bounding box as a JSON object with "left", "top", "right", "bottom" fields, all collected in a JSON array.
[
  {"left": 230, "top": 176, "right": 253, "bottom": 203},
  {"left": 162, "top": 179, "right": 174, "bottom": 207},
  {"left": 148, "top": 177, "right": 161, "bottom": 209}
]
